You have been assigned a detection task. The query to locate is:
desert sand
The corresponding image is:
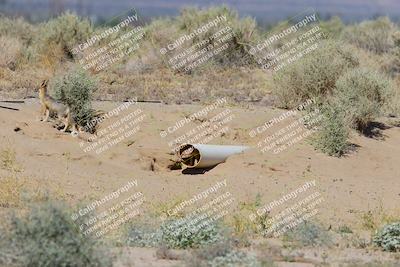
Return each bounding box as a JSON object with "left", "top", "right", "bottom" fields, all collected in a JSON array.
[{"left": 1, "top": 99, "right": 399, "bottom": 266}]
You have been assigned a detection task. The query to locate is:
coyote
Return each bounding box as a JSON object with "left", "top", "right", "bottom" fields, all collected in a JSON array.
[{"left": 38, "top": 79, "right": 78, "bottom": 133}]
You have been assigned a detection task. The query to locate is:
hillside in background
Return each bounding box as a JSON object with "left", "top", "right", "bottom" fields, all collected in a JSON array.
[{"left": 1, "top": 0, "right": 400, "bottom": 24}]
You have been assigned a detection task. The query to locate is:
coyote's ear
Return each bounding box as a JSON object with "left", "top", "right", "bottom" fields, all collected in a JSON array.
[{"left": 41, "top": 80, "right": 48, "bottom": 87}]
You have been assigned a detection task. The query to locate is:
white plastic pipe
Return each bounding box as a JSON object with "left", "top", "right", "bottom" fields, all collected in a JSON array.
[{"left": 178, "top": 144, "right": 249, "bottom": 169}]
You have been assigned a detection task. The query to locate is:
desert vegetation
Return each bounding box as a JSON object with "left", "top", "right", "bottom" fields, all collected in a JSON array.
[
  {"left": 51, "top": 68, "right": 98, "bottom": 131},
  {"left": 0, "top": 7, "right": 399, "bottom": 155},
  {"left": 0, "top": 5, "right": 400, "bottom": 267},
  {"left": 0, "top": 201, "right": 112, "bottom": 267}
]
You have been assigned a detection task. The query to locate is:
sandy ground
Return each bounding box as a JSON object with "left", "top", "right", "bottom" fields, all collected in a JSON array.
[{"left": 1, "top": 99, "right": 399, "bottom": 266}]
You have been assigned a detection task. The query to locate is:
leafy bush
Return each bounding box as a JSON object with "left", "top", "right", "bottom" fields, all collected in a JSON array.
[
  {"left": 126, "top": 217, "right": 226, "bottom": 249},
  {"left": 342, "top": 17, "right": 396, "bottom": 54},
  {"left": 37, "top": 12, "right": 92, "bottom": 58},
  {"left": 284, "top": 221, "right": 332, "bottom": 247},
  {"left": 51, "top": 68, "right": 97, "bottom": 131},
  {"left": 126, "top": 224, "right": 162, "bottom": 248},
  {"left": 0, "top": 202, "right": 111, "bottom": 267},
  {"left": 334, "top": 68, "right": 394, "bottom": 131},
  {"left": 160, "top": 218, "right": 225, "bottom": 249},
  {"left": 312, "top": 104, "right": 350, "bottom": 157},
  {"left": 373, "top": 222, "right": 400, "bottom": 252},
  {"left": 273, "top": 41, "right": 359, "bottom": 108}
]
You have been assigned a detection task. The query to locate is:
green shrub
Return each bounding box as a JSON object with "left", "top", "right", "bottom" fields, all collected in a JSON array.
[
  {"left": 273, "top": 41, "right": 359, "bottom": 108},
  {"left": 373, "top": 222, "right": 400, "bottom": 252},
  {"left": 337, "top": 225, "right": 353, "bottom": 234},
  {"left": 284, "top": 221, "right": 332, "bottom": 247},
  {"left": 342, "top": 17, "right": 396, "bottom": 54},
  {"left": 160, "top": 218, "right": 225, "bottom": 249},
  {"left": 0, "top": 202, "right": 111, "bottom": 267},
  {"left": 51, "top": 68, "right": 97, "bottom": 131},
  {"left": 37, "top": 12, "right": 92, "bottom": 58},
  {"left": 312, "top": 104, "right": 350, "bottom": 157},
  {"left": 126, "top": 224, "right": 162, "bottom": 248},
  {"left": 334, "top": 68, "right": 394, "bottom": 132},
  {"left": 126, "top": 218, "right": 225, "bottom": 249}
]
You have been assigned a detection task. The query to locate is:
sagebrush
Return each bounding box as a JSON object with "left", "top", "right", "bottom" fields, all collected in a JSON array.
[
  {"left": 373, "top": 222, "right": 400, "bottom": 252},
  {"left": 0, "top": 201, "right": 111, "bottom": 267},
  {"left": 51, "top": 68, "right": 98, "bottom": 131},
  {"left": 126, "top": 218, "right": 226, "bottom": 249},
  {"left": 312, "top": 104, "right": 350, "bottom": 157},
  {"left": 284, "top": 221, "right": 332, "bottom": 247},
  {"left": 342, "top": 17, "right": 395, "bottom": 54},
  {"left": 334, "top": 68, "right": 394, "bottom": 132},
  {"left": 273, "top": 41, "right": 359, "bottom": 108}
]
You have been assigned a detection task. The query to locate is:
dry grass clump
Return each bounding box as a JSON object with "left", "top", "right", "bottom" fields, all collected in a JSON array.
[
  {"left": 0, "top": 16, "right": 35, "bottom": 44},
  {"left": 0, "top": 176, "right": 25, "bottom": 208},
  {"left": 0, "top": 146, "right": 63, "bottom": 208},
  {"left": 0, "top": 175, "right": 53, "bottom": 209},
  {"left": 0, "top": 66, "right": 50, "bottom": 98},
  {"left": 0, "top": 36, "right": 23, "bottom": 70},
  {"left": 0, "top": 146, "right": 19, "bottom": 172},
  {"left": 96, "top": 67, "right": 270, "bottom": 104}
]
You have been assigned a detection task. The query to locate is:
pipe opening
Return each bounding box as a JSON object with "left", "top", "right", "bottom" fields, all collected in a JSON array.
[{"left": 178, "top": 144, "right": 201, "bottom": 167}]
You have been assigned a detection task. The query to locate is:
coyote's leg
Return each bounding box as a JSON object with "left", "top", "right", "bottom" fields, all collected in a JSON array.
[
  {"left": 43, "top": 108, "right": 50, "bottom": 122},
  {"left": 61, "top": 112, "right": 71, "bottom": 132},
  {"left": 61, "top": 123, "right": 68, "bottom": 132},
  {"left": 70, "top": 123, "right": 79, "bottom": 137},
  {"left": 61, "top": 118, "right": 69, "bottom": 132},
  {"left": 39, "top": 104, "right": 46, "bottom": 121}
]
